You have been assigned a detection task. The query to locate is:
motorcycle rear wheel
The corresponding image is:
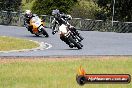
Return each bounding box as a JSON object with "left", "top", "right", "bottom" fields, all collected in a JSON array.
[
  {"left": 41, "top": 28, "right": 49, "bottom": 37},
  {"left": 78, "top": 34, "right": 84, "bottom": 40},
  {"left": 35, "top": 34, "right": 40, "bottom": 37},
  {"left": 68, "top": 36, "right": 82, "bottom": 49}
]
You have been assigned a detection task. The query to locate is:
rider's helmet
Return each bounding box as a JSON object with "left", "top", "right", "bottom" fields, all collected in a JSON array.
[
  {"left": 25, "top": 10, "right": 33, "bottom": 19},
  {"left": 52, "top": 9, "right": 60, "bottom": 18},
  {"left": 67, "top": 15, "right": 72, "bottom": 20}
]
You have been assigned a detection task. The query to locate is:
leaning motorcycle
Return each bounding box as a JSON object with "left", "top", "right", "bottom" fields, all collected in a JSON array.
[
  {"left": 64, "top": 16, "right": 84, "bottom": 42},
  {"left": 59, "top": 24, "right": 83, "bottom": 49},
  {"left": 29, "top": 16, "right": 49, "bottom": 37}
]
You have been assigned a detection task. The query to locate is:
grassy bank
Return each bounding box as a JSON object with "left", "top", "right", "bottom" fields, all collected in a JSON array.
[
  {"left": 0, "top": 56, "right": 131, "bottom": 88},
  {"left": 0, "top": 36, "right": 39, "bottom": 51}
]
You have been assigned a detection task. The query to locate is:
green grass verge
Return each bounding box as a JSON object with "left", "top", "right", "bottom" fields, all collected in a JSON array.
[
  {"left": 0, "top": 36, "right": 39, "bottom": 51},
  {"left": 0, "top": 56, "right": 131, "bottom": 88}
]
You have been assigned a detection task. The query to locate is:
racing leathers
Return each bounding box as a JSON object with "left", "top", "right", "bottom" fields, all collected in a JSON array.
[
  {"left": 51, "top": 14, "right": 76, "bottom": 47},
  {"left": 24, "top": 14, "right": 36, "bottom": 33}
]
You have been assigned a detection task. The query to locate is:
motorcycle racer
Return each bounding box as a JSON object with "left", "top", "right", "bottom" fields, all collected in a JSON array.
[
  {"left": 24, "top": 10, "right": 36, "bottom": 33},
  {"left": 51, "top": 9, "right": 83, "bottom": 41},
  {"left": 51, "top": 9, "right": 72, "bottom": 34},
  {"left": 51, "top": 9, "right": 76, "bottom": 47}
]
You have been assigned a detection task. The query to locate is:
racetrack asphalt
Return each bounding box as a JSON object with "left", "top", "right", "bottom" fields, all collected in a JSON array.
[{"left": 0, "top": 25, "right": 132, "bottom": 56}]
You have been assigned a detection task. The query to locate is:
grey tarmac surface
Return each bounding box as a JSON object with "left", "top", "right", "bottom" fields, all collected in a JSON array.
[{"left": 0, "top": 25, "right": 132, "bottom": 56}]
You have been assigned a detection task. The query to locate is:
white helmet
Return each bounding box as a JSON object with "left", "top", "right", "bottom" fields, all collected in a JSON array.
[
  {"left": 67, "top": 15, "right": 72, "bottom": 20},
  {"left": 25, "top": 10, "right": 33, "bottom": 18},
  {"left": 25, "top": 10, "right": 31, "bottom": 14}
]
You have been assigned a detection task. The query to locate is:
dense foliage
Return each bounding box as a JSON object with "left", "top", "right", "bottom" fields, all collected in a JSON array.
[
  {"left": 97, "top": 0, "right": 132, "bottom": 21},
  {"left": 22, "top": 0, "right": 35, "bottom": 11},
  {"left": 1, "top": 0, "right": 132, "bottom": 21},
  {"left": 31, "top": 0, "right": 78, "bottom": 15},
  {"left": 70, "top": 0, "right": 100, "bottom": 19},
  {"left": 0, "top": 0, "right": 22, "bottom": 11}
]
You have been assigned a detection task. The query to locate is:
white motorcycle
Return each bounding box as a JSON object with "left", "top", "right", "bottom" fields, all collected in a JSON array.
[{"left": 58, "top": 23, "right": 83, "bottom": 49}]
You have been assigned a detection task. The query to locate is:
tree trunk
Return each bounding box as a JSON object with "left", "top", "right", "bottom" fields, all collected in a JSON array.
[{"left": 128, "top": 11, "right": 132, "bottom": 22}]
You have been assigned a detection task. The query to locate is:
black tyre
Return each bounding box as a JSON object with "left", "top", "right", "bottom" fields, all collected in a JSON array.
[
  {"left": 78, "top": 42, "right": 83, "bottom": 47},
  {"left": 68, "top": 36, "right": 82, "bottom": 49},
  {"left": 75, "top": 35, "right": 82, "bottom": 42},
  {"left": 78, "top": 34, "right": 84, "bottom": 40},
  {"left": 41, "top": 28, "right": 49, "bottom": 37},
  {"left": 29, "top": 30, "right": 33, "bottom": 34},
  {"left": 35, "top": 34, "right": 40, "bottom": 37}
]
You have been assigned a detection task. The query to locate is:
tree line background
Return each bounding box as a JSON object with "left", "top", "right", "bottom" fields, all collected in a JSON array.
[{"left": 0, "top": 0, "right": 132, "bottom": 22}]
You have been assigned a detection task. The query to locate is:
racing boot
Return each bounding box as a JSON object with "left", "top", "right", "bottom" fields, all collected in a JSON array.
[{"left": 28, "top": 26, "right": 33, "bottom": 34}]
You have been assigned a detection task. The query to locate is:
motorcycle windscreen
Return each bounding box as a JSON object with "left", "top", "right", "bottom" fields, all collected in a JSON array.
[
  {"left": 31, "top": 17, "right": 41, "bottom": 28},
  {"left": 59, "top": 24, "right": 68, "bottom": 34}
]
